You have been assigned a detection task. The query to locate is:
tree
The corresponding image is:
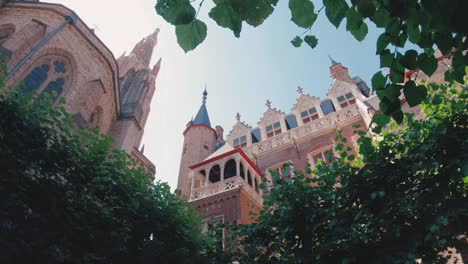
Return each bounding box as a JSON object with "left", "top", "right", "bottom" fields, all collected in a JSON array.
[
  {"left": 0, "top": 66, "right": 216, "bottom": 263},
  {"left": 155, "top": 0, "right": 468, "bottom": 122},
  {"left": 226, "top": 71, "right": 467, "bottom": 263}
]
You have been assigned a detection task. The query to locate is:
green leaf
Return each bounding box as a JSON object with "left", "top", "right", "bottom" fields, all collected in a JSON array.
[
  {"left": 376, "top": 33, "right": 391, "bottom": 54},
  {"left": 346, "top": 8, "right": 367, "bottom": 41},
  {"left": 380, "top": 49, "right": 393, "bottom": 68},
  {"left": 406, "top": 23, "right": 421, "bottom": 43},
  {"left": 209, "top": 2, "right": 242, "bottom": 37},
  {"left": 371, "top": 71, "right": 387, "bottom": 91},
  {"left": 417, "top": 31, "right": 433, "bottom": 48},
  {"left": 175, "top": 19, "right": 207, "bottom": 53},
  {"left": 417, "top": 53, "right": 438, "bottom": 77},
  {"left": 403, "top": 81, "right": 427, "bottom": 107},
  {"left": 323, "top": 0, "right": 349, "bottom": 28},
  {"left": 434, "top": 31, "right": 453, "bottom": 55},
  {"left": 372, "top": 8, "right": 391, "bottom": 28},
  {"left": 289, "top": 0, "right": 317, "bottom": 28},
  {"left": 356, "top": 1, "right": 375, "bottom": 18},
  {"left": 399, "top": 49, "right": 418, "bottom": 70},
  {"left": 231, "top": 0, "right": 276, "bottom": 27},
  {"left": 304, "top": 35, "right": 318, "bottom": 48},
  {"left": 372, "top": 113, "right": 390, "bottom": 127},
  {"left": 291, "top": 36, "right": 303, "bottom": 47},
  {"left": 155, "top": 0, "right": 196, "bottom": 25}
]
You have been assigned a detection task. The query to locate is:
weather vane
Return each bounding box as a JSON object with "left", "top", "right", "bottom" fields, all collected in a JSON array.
[
  {"left": 235, "top": 112, "right": 241, "bottom": 121},
  {"left": 266, "top": 100, "right": 271, "bottom": 108}
]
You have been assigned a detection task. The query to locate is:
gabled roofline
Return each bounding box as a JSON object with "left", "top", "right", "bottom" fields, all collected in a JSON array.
[{"left": 189, "top": 148, "right": 264, "bottom": 177}]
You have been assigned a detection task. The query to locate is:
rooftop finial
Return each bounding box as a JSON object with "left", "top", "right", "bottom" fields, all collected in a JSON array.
[
  {"left": 328, "top": 55, "right": 339, "bottom": 66},
  {"left": 235, "top": 112, "right": 241, "bottom": 121},
  {"left": 297, "top": 85, "right": 304, "bottom": 94},
  {"left": 202, "top": 87, "right": 208, "bottom": 104},
  {"left": 266, "top": 100, "right": 272, "bottom": 109}
]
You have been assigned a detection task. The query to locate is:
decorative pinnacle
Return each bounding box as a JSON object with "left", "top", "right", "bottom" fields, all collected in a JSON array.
[
  {"left": 266, "top": 100, "right": 272, "bottom": 108},
  {"left": 202, "top": 88, "right": 208, "bottom": 104},
  {"left": 235, "top": 112, "right": 241, "bottom": 121},
  {"left": 297, "top": 86, "right": 304, "bottom": 94},
  {"left": 328, "top": 54, "right": 339, "bottom": 66}
]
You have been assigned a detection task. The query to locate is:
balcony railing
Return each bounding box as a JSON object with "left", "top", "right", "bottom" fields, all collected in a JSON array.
[
  {"left": 190, "top": 176, "right": 263, "bottom": 204},
  {"left": 243, "top": 105, "right": 361, "bottom": 157}
]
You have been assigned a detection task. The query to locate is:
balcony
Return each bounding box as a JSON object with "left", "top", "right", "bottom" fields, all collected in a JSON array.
[
  {"left": 190, "top": 175, "right": 263, "bottom": 204},
  {"left": 188, "top": 148, "right": 264, "bottom": 205},
  {"left": 242, "top": 104, "right": 362, "bottom": 158}
]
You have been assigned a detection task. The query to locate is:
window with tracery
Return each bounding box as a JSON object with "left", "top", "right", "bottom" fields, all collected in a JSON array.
[{"left": 21, "top": 58, "right": 71, "bottom": 103}]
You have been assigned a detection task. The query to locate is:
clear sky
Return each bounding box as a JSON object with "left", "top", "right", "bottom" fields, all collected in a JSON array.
[{"left": 46, "top": 0, "right": 382, "bottom": 190}]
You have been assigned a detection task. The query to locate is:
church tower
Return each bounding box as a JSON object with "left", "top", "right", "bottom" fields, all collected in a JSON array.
[
  {"left": 108, "top": 29, "right": 161, "bottom": 154},
  {"left": 177, "top": 89, "right": 219, "bottom": 198}
]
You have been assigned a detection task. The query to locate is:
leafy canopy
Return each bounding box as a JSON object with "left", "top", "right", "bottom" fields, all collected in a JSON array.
[
  {"left": 155, "top": 0, "right": 468, "bottom": 123},
  {"left": 0, "top": 66, "right": 219, "bottom": 264}
]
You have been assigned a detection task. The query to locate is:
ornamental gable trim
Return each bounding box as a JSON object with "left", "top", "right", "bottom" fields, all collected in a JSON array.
[
  {"left": 258, "top": 108, "right": 285, "bottom": 127},
  {"left": 227, "top": 121, "right": 252, "bottom": 145},
  {"left": 292, "top": 94, "right": 322, "bottom": 113}
]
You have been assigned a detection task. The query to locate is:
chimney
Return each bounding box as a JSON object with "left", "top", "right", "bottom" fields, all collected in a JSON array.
[{"left": 215, "top": 125, "right": 224, "bottom": 141}]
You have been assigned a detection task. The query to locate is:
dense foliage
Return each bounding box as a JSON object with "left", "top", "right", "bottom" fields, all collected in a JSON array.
[
  {"left": 155, "top": 0, "right": 468, "bottom": 122},
  {"left": 226, "top": 73, "right": 467, "bottom": 263},
  {"left": 0, "top": 69, "right": 218, "bottom": 263}
]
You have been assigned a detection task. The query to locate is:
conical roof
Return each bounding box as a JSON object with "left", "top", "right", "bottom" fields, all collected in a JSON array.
[{"left": 192, "top": 89, "right": 211, "bottom": 127}]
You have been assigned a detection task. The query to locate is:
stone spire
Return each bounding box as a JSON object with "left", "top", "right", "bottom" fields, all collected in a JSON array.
[
  {"left": 131, "top": 28, "right": 159, "bottom": 67},
  {"left": 152, "top": 57, "right": 162, "bottom": 77}
]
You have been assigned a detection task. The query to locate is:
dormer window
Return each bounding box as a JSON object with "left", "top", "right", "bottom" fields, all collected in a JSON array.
[
  {"left": 300, "top": 107, "right": 319, "bottom": 124},
  {"left": 337, "top": 92, "right": 356, "bottom": 108},
  {"left": 266, "top": 122, "right": 281, "bottom": 138},
  {"left": 233, "top": 135, "right": 247, "bottom": 148}
]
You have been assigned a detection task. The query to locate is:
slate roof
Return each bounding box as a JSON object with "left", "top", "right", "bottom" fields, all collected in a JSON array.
[{"left": 193, "top": 103, "right": 211, "bottom": 127}]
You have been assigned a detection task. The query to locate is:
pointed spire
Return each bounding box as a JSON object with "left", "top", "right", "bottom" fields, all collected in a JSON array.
[
  {"left": 192, "top": 89, "right": 211, "bottom": 127},
  {"left": 152, "top": 57, "right": 162, "bottom": 77},
  {"left": 328, "top": 55, "right": 339, "bottom": 67},
  {"left": 131, "top": 28, "right": 160, "bottom": 67}
]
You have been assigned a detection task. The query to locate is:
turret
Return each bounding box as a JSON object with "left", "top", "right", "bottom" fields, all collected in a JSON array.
[
  {"left": 329, "top": 55, "right": 355, "bottom": 84},
  {"left": 177, "top": 89, "right": 218, "bottom": 198}
]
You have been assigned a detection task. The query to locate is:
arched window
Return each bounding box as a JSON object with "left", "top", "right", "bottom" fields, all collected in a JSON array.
[
  {"left": 0, "top": 25, "right": 14, "bottom": 46},
  {"left": 21, "top": 58, "right": 71, "bottom": 103},
  {"left": 224, "top": 159, "right": 236, "bottom": 179}
]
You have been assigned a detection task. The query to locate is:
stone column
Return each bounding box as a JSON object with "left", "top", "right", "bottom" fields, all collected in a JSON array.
[
  {"left": 204, "top": 168, "right": 210, "bottom": 186},
  {"left": 220, "top": 165, "right": 225, "bottom": 182},
  {"left": 252, "top": 174, "right": 256, "bottom": 191},
  {"left": 235, "top": 159, "right": 240, "bottom": 177},
  {"left": 189, "top": 171, "right": 195, "bottom": 193}
]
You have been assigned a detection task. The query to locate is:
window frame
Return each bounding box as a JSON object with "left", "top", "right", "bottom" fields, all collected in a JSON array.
[
  {"left": 233, "top": 135, "right": 247, "bottom": 148},
  {"left": 265, "top": 121, "right": 282, "bottom": 138},
  {"left": 308, "top": 146, "right": 335, "bottom": 167},
  {"left": 337, "top": 92, "right": 356, "bottom": 108},
  {"left": 300, "top": 107, "right": 319, "bottom": 124}
]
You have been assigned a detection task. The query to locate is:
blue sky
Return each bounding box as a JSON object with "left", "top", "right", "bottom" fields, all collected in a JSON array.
[{"left": 46, "top": 0, "right": 383, "bottom": 190}]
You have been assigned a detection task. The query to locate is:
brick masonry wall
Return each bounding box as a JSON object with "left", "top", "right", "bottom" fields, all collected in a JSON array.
[{"left": 178, "top": 125, "right": 217, "bottom": 198}]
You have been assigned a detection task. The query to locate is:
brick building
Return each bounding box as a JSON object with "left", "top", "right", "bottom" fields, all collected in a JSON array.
[
  {"left": 0, "top": 0, "right": 161, "bottom": 173},
  {"left": 176, "top": 55, "right": 451, "bottom": 242}
]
